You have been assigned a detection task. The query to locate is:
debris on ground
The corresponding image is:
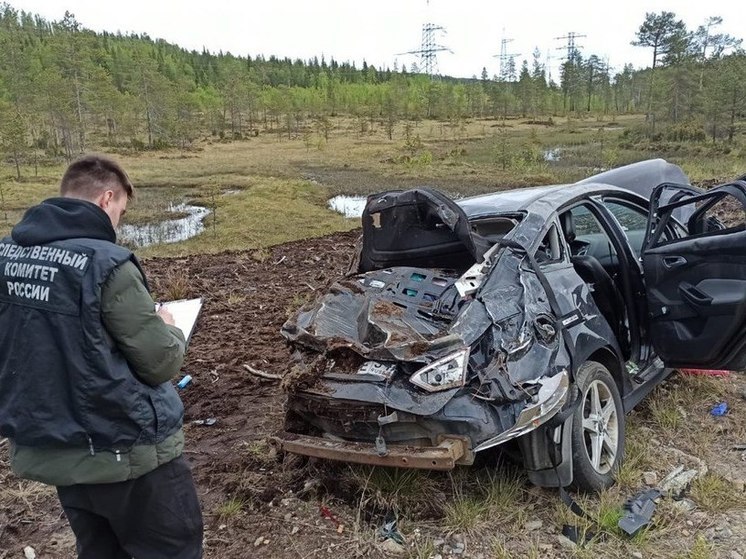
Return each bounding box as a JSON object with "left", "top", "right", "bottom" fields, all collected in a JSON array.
[
  {"left": 192, "top": 418, "right": 217, "bottom": 426},
  {"left": 23, "top": 546, "right": 36, "bottom": 559},
  {"left": 378, "top": 513, "right": 404, "bottom": 544},
  {"left": 618, "top": 488, "right": 662, "bottom": 536},
  {"left": 177, "top": 374, "right": 193, "bottom": 389},
  {"left": 243, "top": 363, "right": 282, "bottom": 381},
  {"left": 711, "top": 402, "right": 729, "bottom": 416},
  {"left": 319, "top": 504, "right": 343, "bottom": 531},
  {"left": 660, "top": 465, "right": 701, "bottom": 498}
]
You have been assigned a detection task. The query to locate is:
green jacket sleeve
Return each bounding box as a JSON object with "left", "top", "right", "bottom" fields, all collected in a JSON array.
[{"left": 101, "top": 260, "right": 186, "bottom": 386}]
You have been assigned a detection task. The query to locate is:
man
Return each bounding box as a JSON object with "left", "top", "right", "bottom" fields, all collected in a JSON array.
[{"left": 0, "top": 154, "right": 203, "bottom": 558}]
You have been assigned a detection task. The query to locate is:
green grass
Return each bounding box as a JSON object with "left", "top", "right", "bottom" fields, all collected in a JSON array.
[
  {"left": 216, "top": 497, "right": 245, "bottom": 519},
  {"left": 691, "top": 473, "right": 746, "bottom": 512}
]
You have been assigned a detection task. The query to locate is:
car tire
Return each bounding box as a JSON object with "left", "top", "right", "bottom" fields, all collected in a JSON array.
[{"left": 570, "top": 361, "right": 625, "bottom": 492}]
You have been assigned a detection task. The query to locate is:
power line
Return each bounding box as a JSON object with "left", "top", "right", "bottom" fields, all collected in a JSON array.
[
  {"left": 398, "top": 22, "right": 451, "bottom": 77},
  {"left": 492, "top": 34, "right": 520, "bottom": 81},
  {"left": 555, "top": 31, "right": 587, "bottom": 63}
]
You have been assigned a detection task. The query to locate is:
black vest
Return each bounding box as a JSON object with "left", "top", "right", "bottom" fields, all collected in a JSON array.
[{"left": 0, "top": 236, "right": 183, "bottom": 453}]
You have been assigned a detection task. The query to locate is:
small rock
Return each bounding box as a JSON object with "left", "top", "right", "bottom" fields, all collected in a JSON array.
[
  {"left": 643, "top": 471, "right": 658, "bottom": 486},
  {"left": 433, "top": 539, "right": 446, "bottom": 548},
  {"left": 263, "top": 538, "right": 270, "bottom": 545},
  {"left": 453, "top": 542, "right": 466, "bottom": 555},
  {"left": 682, "top": 529, "right": 691, "bottom": 537},
  {"left": 253, "top": 536, "right": 264, "bottom": 547},
  {"left": 686, "top": 520, "right": 694, "bottom": 527},
  {"left": 284, "top": 512, "right": 293, "bottom": 521},
  {"left": 632, "top": 552, "right": 643, "bottom": 559},
  {"left": 692, "top": 512, "right": 709, "bottom": 523},
  {"left": 379, "top": 539, "right": 406, "bottom": 555},
  {"left": 660, "top": 465, "right": 700, "bottom": 498},
  {"left": 337, "top": 524, "right": 344, "bottom": 534},
  {"left": 23, "top": 547, "right": 36, "bottom": 559},
  {"left": 291, "top": 526, "right": 299, "bottom": 535},
  {"left": 557, "top": 535, "right": 576, "bottom": 550},
  {"left": 524, "top": 519, "right": 543, "bottom": 531},
  {"left": 673, "top": 498, "right": 697, "bottom": 513}
]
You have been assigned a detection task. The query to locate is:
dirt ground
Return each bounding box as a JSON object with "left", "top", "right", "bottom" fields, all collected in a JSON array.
[{"left": 2, "top": 229, "right": 746, "bottom": 559}]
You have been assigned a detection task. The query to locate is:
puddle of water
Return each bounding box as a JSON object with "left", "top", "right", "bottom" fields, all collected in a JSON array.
[
  {"left": 543, "top": 148, "right": 561, "bottom": 162},
  {"left": 328, "top": 195, "right": 368, "bottom": 218},
  {"left": 118, "top": 203, "right": 211, "bottom": 248}
]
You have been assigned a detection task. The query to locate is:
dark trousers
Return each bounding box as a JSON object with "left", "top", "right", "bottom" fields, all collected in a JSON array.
[{"left": 56, "top": 456, "right": 203, "bottom": 559}]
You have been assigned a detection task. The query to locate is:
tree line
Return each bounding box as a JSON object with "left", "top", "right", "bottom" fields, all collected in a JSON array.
[{"left": 0, "top": 4, "right": 744, "bottom": 176}]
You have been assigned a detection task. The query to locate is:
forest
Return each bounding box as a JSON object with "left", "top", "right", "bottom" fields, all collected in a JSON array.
[{"left": 0, "top": 4, "right": 744, "bottom": 175}]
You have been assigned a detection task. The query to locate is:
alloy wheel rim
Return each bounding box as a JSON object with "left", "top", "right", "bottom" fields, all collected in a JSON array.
[{"left": 581, "top": 379, "right": 619, "bottom": 474}]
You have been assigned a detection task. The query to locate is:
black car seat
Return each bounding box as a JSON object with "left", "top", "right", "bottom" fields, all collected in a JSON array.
[
  {"left": 560, "top": 211, "right": 576, "bottom": 244},
  {"left": 570, "top": 254, "right": 630, "bottom": 359}
]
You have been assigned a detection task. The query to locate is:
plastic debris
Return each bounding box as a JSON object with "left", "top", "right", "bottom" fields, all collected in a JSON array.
[
  {"left": 710, "top": 402, "right": 729, "bottom": 416},
  {"left": 618, "top": 488, "right": 661, "bottom": 536},
  {"left": 192, "top": 418, "right": 217, "bottom": 426},
  {"left": 561, "top": 524, "right": 601, "bottom": 545},
  {"left": 319, "top": 504, "right": 342, "bottom": 528},
  {"left": 378, "top": 512, "right": 405, "bottom": 544},
  {"left": 177, "top": 374, "right": 193, "bottom": 389}
]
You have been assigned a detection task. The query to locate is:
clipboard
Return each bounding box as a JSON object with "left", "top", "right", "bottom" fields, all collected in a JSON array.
[{"left": 158, "top": 297, "right": 203, "bottom": 343}]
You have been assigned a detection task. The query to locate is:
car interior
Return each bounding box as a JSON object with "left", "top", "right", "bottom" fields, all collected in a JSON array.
[{"left": 559, "top": 206, "right": 631, "bottom": 358}]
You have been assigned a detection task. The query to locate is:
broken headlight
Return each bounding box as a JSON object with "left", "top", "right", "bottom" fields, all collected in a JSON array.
[{"left": 409, "top": 349, "right": 470, "bottom": 392}]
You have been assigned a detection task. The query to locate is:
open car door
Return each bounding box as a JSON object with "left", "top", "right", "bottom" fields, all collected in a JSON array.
[{"left": 642, "top": 180, "right": 746, "bottom": 370}]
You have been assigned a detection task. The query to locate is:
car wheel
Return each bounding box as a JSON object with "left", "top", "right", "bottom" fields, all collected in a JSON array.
[{"left": 570, "top": 361, "right": 625, "bottom": 492}]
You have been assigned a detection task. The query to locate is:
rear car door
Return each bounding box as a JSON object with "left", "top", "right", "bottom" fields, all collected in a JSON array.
[{"left": 642, "top": 181, "right": 746, "bottom": 370}]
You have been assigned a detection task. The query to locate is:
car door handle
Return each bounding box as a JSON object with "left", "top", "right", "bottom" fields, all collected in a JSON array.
[
  {"left": 663, "top": 256, "right": 687, "bottom": 268},
  {"left": 680, "top": 282, "right": 713, "bottom": 307}
]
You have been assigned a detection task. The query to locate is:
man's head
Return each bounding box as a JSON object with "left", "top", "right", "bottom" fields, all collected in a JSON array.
[{"left": 60, "top": 154, "right": 134, "bottom": 228}]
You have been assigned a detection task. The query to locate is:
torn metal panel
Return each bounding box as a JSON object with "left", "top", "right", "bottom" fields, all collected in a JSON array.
[
  {"left": 473, "top": 369, "right": 570, "bottom": 451},
  {"left": 282, "top": 266, "right": 470, "bottom": 362},
  {"left": 303, "top": 377, "right": 460, "bottom": 416}
]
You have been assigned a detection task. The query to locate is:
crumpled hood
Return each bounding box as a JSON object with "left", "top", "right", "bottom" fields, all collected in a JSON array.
[
  {"left": 11, "top": 197, "right": 116, "bottom": 246},
  {"left": 281, "top": 267, "right": 469, "bottom": 362}
]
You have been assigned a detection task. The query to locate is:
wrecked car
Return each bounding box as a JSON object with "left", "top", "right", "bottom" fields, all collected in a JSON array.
[{"left": 279, "top": 159, "right": 746, "bottom": 491}]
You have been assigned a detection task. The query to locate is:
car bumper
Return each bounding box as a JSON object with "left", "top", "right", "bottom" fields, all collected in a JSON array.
[
  {"left": 279, "top": 370, "right": 569, "bottom": 470},
  {"left": 277, "top": 433, "right": 474, "bottom": 470}
]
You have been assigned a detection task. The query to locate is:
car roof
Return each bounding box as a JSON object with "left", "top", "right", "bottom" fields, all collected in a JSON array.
[{"left": 457, "top": 182, "right": 647, "bottom": 219}]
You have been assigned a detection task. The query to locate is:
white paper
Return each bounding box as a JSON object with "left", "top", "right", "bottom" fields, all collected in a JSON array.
[{"left": 158, "top": 298, "right": 203, "bottom": 341}]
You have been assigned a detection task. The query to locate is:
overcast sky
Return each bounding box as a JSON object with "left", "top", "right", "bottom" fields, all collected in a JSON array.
[{"left": 8, "top": 0, "right": 745, "bottom": 80}]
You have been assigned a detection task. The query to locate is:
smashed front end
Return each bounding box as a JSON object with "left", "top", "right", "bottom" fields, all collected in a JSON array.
[{"left": 279, "top": 188, "right": 570, "bottom": 470}]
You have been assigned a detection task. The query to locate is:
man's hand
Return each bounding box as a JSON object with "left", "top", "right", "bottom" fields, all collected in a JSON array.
[{"left": 156, "top": 306, "right": 176, "bottom": 326}]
